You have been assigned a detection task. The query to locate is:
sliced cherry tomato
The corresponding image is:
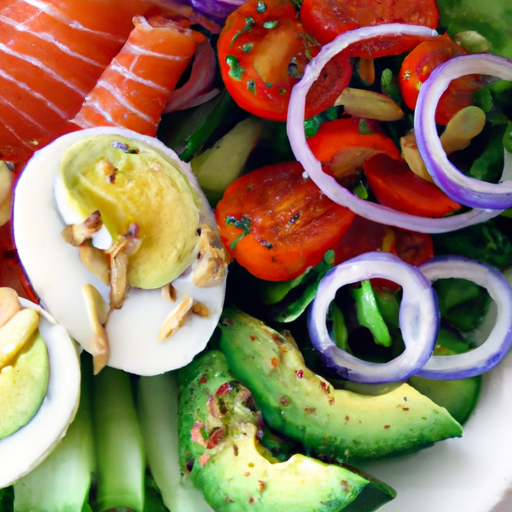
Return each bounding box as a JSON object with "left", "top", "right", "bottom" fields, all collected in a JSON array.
[
  {"left": 217, "top": 0, "right": 352, "bottom": 122},
  {"left": 363, "top": 153, "right": 462, "bottom": 218},
  {"left": 307, "top": 117, "right": 402, "bottom": 178},
  {"left": 300, "top": 0, "right": 439, "bottom": 55},
  {"left": 334, "top": 215, "right": 433, "bottom": 290},
  {"left": 215, "top": 161, "right": 355, "bottom": 281},
  {"left": 399, "top": 34, "right": 481, "bottom": 125}
]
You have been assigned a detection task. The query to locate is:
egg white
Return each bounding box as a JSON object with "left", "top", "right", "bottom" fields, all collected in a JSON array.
[
  {"left": 13, "top": 127, "right": 226, "bottom": 376},
  {"left": 0, "top": 299, "right": 80, "bottom": 488}
]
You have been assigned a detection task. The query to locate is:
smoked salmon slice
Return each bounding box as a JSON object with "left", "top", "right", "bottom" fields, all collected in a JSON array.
[
  {"left": 0, "top": 0, "right": 211, "bottom": 162},
  {"left": 72, "top": 16, "right": 206, "bottom": 136}
]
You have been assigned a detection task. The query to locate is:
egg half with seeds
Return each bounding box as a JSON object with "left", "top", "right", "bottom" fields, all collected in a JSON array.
[
  {"left": 13, "top": 127, "right": 228, "bottom": 376},
  {"left": 0, "top": 289, "right": 80, "bottom": 488}
]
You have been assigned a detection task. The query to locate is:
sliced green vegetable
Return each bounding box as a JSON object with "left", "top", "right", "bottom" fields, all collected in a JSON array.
[
  {"left": 13, "top": 355, "right": 94, "bottom": 512},
  {"left": 329, "top": 301, "right": 349, "bottom": 351},
  {"left": 162, "top": 90, "right": 239, "bottom": 162},
  {"left": 351, "top": 280, "right": 392, "bottom": 347},
  {"left": 380, "top": 68, "right": 403, "bottom": 104},
  {"left": 256, "top": 250, "right": 335, "bottom": 322},
  {"left": 374, "top": 289, "right": 400, "bottom": 328},
  {"left": 434, "top": 278, "right": 491, "bottom": 332},
  {"left": 138, "top": 373, "right": 214, "bottom": 512},
  {"left": 92, "top": 367, "right": 145, "bottom": 512},
  {"left": 409, "top": 327, "right": 482, "bottom": 425},
  {"left": 191, "top": 116, "right": 264, "bottom": 206}
]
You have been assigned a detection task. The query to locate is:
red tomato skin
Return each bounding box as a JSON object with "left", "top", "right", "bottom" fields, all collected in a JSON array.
[
  {"left": 334, "top": 215, "right": 433, "bottom": 290},
  {"left": 399, "top": 35, "right": 479, "bottom": 125},
  {"left": 300, "top": 0, "right": 439, "bottom": 54},
  {"left": 307, "top": 117, "right": 401, "bottom": 170},
  {"left": 363, "top": 153, "right": 462, "bottom": 218},
  {"left": 215, "top": 162, "right": 355, "bottom": 281},
  {"left": 217, "top": 0, "right": 351, "bottom": 122}
]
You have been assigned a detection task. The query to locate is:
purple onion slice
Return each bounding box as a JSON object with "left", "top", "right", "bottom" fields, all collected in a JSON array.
[
  {"left": 417, "top": 256, "right": 512, "bottom": 380},
  {"left": 287, "top": 24, "right": 502, "bottom": 233},
  {"left": 415, "top": 54, "right": 512, "bottom": 209},
  {"left": 308, "top": 252, "right": 439, "bottom": 383}
]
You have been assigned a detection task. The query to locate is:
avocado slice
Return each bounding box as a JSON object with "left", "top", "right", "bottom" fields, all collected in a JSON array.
[
  {"left": 191, "top": 116, "right": 263, "bottom": 207},
  {"left": 0, "top": 331, "right": 49, "bottom": 439},
  {"left": 408, "top": 328, "right": 482, "bottom": 425},
  {"left": 177, "top": 350, "right": 396, "bottom": 512},
  {"left": 218, "top": 307, "right": 462, "bottom": 462}
]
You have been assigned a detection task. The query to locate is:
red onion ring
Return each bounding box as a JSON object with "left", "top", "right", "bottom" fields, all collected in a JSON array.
[
  {"left": 287, "top": 24, "right": 502, "bottom": 233},
  {"left": 416, "top": 256, "right": 512, "bottom": 380},
  {"left": 189, "top": 0, "right": 246, "bottom": 21},
  {"left": 164, "top": 41, "right": 219, "bottom": 113},
  {"left": 308, "top": 252, "right": 439, "bottom": 383},
  {"left": 415, "top": 54, "right": 512, "bottom": 209}
]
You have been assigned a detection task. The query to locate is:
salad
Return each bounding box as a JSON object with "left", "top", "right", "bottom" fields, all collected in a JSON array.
[{"left": 1, "top": 0, "right": 512, "bottom": 510}]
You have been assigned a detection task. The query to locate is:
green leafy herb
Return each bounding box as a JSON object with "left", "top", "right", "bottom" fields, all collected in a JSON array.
[
  {"left": 433, "top": 218, "right": 512, "bottom": 269},
  {"left": 304, "top": 106, "right": 340, "bottom": 138},
  {"left": 263, "top": 20, "right": 278, "bottom": 29},
  {"left": 230, "top": 16, "right": 256, "bottom": 47},
  {"left": 226, "top": 215, "right": 253, "bottom": 249},
  {"left": 226, "top": 55, "right": 245, "bottom": 80}
]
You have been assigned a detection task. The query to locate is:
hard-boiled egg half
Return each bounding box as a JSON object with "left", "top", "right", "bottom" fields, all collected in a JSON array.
[
  {"left": 13, "top": 127, "right": 228, "bottom": 376},
  {"left": 0, "top": 288, "right": 80, "bottom": 488}
]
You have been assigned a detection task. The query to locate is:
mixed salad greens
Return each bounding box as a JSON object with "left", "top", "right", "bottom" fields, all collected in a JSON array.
[{"left": 2, "top": 0, "right": 512, "bottom": 510}]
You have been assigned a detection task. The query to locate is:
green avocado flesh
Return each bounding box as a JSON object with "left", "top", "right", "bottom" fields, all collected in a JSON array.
[
  {"left": 177, "top": 350, "right": 396, "bottom": 512},
  {"left": 58, "top": 135, "right": 201, "bottom": 289},
  {"left": 0, "top": 331, "right": 49, "bottom": 439},
  {"left": 218, "top": 307, "right": 463, "bottom": 462}
]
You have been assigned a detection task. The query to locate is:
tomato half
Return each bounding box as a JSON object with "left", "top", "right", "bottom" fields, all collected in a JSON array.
[
  {"left": 215, "top": 161, "right": 355, "bottom": 281},
  {"left": 399, "top": 34, "right": 480, "bottom": 125},
  {"left": 363, "top": 153, "right": 462, "bottom": 218},
  {"left": 307, "top": 117, "right": 402, "bottom": 178},
  {"left": 300, "top": 0, "right": 439, "bottom": 55},
  {"left": 217, "top": 0, "right": 352, "bottom": 122}
]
